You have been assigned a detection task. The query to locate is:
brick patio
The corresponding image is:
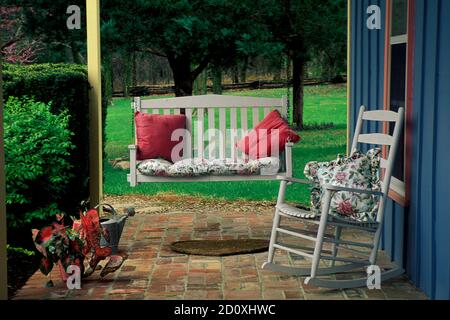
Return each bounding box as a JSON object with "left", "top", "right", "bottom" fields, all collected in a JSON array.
[{"left": 13, "top": 197, "right": 427, "bottom": 300}]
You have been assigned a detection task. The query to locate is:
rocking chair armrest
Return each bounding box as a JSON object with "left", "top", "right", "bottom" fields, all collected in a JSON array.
[
  {"left": 277, "top": 176, "right": 313, "bottom": 185},
  {"left": 323, "top": 184, "right": 384, "bottom": 197}
]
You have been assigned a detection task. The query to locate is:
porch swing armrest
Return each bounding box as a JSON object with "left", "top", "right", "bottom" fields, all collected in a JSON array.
[
  {"left": 277, "top": 176, "right": 313, "bottom": 185},
  {"left": 323, "top": 184, "right": 384, "bottom": 197}
]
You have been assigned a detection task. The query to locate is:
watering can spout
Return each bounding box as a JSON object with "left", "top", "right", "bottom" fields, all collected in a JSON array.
[{"left": 116, "top": 214, "right": 128, "bottom": 236}]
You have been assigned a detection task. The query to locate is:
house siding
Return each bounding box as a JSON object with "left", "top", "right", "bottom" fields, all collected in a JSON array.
[
  {"left": 408, "top": 0, "right": 450, "bottom": 300},
  {"left": 350, "top": 0, "right": 450, "bottom": 299}
]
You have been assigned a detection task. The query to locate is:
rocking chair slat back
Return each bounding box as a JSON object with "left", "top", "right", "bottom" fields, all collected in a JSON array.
[
  {"left": 358, "top": 133, "right": 394, "bottom": 146},
  {"left": 362, "top": 110, "right": 399, "bottom": 122},
  {"left": 351, "top": 105, "right": 405, "bottom": 224}
]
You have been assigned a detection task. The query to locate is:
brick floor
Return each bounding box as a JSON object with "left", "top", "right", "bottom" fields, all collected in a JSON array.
[{"left": 12, "top": 207, "right": 428, "bottom": 300}]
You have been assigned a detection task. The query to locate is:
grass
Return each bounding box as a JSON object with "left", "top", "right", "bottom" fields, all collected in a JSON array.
[{"left": 104, "top": 84, "right": 347, "bottom": 204}]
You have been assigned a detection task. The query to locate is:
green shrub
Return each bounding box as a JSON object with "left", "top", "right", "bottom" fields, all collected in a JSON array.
[
  {"left": 4, "top": 97, "right": 74, "bottom": 228},
  {"left": 6, "top": 245, "right": 35, "bottom": 257},
  {"left": 2, "top": 63, "right": 107, "bottom": 217}
]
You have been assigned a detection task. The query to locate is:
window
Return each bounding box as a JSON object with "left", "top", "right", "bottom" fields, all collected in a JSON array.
[{"left": 385, "top": 0, "right": 411, "bottom": 204}]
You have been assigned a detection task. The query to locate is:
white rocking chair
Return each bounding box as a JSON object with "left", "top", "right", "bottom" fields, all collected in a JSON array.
[{"left": 262, "top": 106, "right": 405, "bottom": 289}]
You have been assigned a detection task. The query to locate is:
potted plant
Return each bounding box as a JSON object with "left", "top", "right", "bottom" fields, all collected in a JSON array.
[{"left": 32, "top": 206, "right": 128, "bottom": 286}]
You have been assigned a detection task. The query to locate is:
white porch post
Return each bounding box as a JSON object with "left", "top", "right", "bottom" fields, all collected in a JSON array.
[
  {"left": 0, "top": 51, "right": 8, "bottom": 300},
  {"left": 87, "top": 0, "right": 103, "bottom": 208}
]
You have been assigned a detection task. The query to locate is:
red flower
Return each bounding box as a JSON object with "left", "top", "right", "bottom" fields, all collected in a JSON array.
[
  {"left": 39, "top": 226, "right": 53, "bottom": 242},
  {"left": 334, "top": 172, "right": 347, "bottom": 182},
  {"left": 81, "top": 209, "right": 102, "bottom": 252},
  {"left": 72, "top": 220, "right": 82, "bottom": 233},
  {"left": 52, "top": 222, "right": 67, "bottom": 236},
  {"left": 337, "top": 200, "right": 354, "bottom": 216}
]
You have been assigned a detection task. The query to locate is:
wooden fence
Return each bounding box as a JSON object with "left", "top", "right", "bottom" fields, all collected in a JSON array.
[{"left": 112, "top": 76, "right": 346, "bottom": 97}]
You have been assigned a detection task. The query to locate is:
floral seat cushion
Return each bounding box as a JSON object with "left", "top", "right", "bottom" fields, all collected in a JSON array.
[
  {"left": 138, "top": 157, "right": 281, "bottom": 177},
  {"left": 208, "top": 157, "right": 280, "bottom": 176},
  {"left": 208, "top": 159, "right": 253, "bottom": 176},
  {"left": 167, "top": 158, "right": 210, "bottom": 177},
  {"left": 304, "top": 149, "right": 382, "bottom": 223},
  {"left": 137, "top": 158, "right": 172, "bottom": 177},
  {"left": 248, "top": 157, "right": 281, "bottom": 176}
]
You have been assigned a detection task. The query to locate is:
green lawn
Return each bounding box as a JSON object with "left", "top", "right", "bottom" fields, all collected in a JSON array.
[{"left": 104, "top": 84, "right": 347, "bottom": 204}]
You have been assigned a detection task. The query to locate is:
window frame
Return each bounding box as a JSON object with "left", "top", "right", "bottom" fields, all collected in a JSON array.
[{"left": 383, "top": 0, "right": 415, "bottom": 207}]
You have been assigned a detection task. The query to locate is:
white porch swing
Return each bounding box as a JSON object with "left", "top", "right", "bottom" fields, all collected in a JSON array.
[{"left": 128, "top": 94, "right": 295, "bottom": 186}]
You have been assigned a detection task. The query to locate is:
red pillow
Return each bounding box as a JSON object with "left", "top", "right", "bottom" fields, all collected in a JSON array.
[
  {"left": 135, "top": 112, "right": 186, "bottom": 162},
  {"left": 236, "top": 110, "right": 300, "bottom": 159}
]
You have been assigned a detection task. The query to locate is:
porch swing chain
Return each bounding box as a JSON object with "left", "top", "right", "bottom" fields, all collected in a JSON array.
[
  {"left": 286, "top": 56, "right": 291, "bottom": 125},
  {"left": 131, "top": 99, "right": 135, "bottom": 145}
]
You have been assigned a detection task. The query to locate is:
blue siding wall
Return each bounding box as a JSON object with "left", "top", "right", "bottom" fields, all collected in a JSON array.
[
  {"left": 349, "top": 0, "right": 405, "bottom": 265},
  {"left": 350, "top": 0, "right": 450, "bottom": 299},
  {"left": 408, "top": 0, "right": 450, "bottom": 300},
  {"left": 350, "top": 0, "right": 385, "bottom": 136}
]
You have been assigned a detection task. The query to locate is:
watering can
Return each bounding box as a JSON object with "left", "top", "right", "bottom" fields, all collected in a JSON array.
[{"left": 97, "top": 204, "right": 135, "bottom": 254}]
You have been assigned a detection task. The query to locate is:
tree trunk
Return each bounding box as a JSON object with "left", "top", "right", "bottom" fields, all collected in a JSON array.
[
  {"left": 131, "top": 51, "right": 137, "bottom": 87},
  {"left": 240, "top": 57, "right": 248, "bottom": 83},
  {"left": 273, "top": 57, "right": 283, "bottom": 81},
  {"left": 193, "top": 69, "right": 208, "bottom": 95},
  {"left": 65, "top": 45, "right": 75, "bottom": 63},
  {"left": 211, "top": 66, "right": 223, "bottom": 95},
  {"left": 70, "top": 42, "right": 85, "bottom": 64},
  {"left": 292, "top": 56, "right": 305, "bottom": 130},
  {"left": 103, "top": 55, "right": 113, "bottom": 105},
  {"left": 168, "top": 54, "right": 194, "bottom": 97},
  {"left": 123, "top": 55, "right": 132, "bottom": 98},
  {"left": 232, "top": 65, "right": 239, "bottom": 84}
]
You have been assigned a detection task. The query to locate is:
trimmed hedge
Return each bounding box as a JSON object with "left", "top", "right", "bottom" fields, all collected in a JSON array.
[{"left": 3, "top": 63, "right": 106, "bottom": 223}]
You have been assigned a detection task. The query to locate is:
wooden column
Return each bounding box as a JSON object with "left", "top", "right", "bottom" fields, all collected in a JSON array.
[
  {"left": 87, "top": 0, "right": 103, "bottom": 208},
  {"left": 0, "top": 52, "right": 8, "bottom": 300},
  {"left": 346, "top": 0, "right": 352, "bottom": 155}
]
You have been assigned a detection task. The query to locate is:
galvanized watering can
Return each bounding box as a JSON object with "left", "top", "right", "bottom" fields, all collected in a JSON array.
[{"left": 98, "top": 204, "right": 135, "bottom": 254}]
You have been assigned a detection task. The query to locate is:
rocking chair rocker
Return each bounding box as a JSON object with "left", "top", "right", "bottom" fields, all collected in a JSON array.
[{"left": 262, "top": 105, "right": 405, "bottom": 289}]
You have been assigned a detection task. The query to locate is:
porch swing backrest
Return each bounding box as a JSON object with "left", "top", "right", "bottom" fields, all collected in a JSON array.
[
  {"left": 350, "top": 106, "right": 405, "bottom": 197},
  {"left": 133, "top": 94, "right": 288, "bottom": 160}
]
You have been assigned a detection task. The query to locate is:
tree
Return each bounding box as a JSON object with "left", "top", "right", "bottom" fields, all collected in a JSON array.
[
  {"left": 9, "top": 0, "right": 87, "bottom": 64},
  {"left": 0, "top": 5, "right": 44, "bottom": 64},
  {"left": 102, "top": 0, "right": 266, "bottom": 97},
  {"left": 262, "top": 0, "right": 347, "bottom": 129}
]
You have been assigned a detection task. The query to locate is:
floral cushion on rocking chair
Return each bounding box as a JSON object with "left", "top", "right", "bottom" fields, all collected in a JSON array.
[{"left": 304, "top": 149, "right": 382, "bottom": 223}]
